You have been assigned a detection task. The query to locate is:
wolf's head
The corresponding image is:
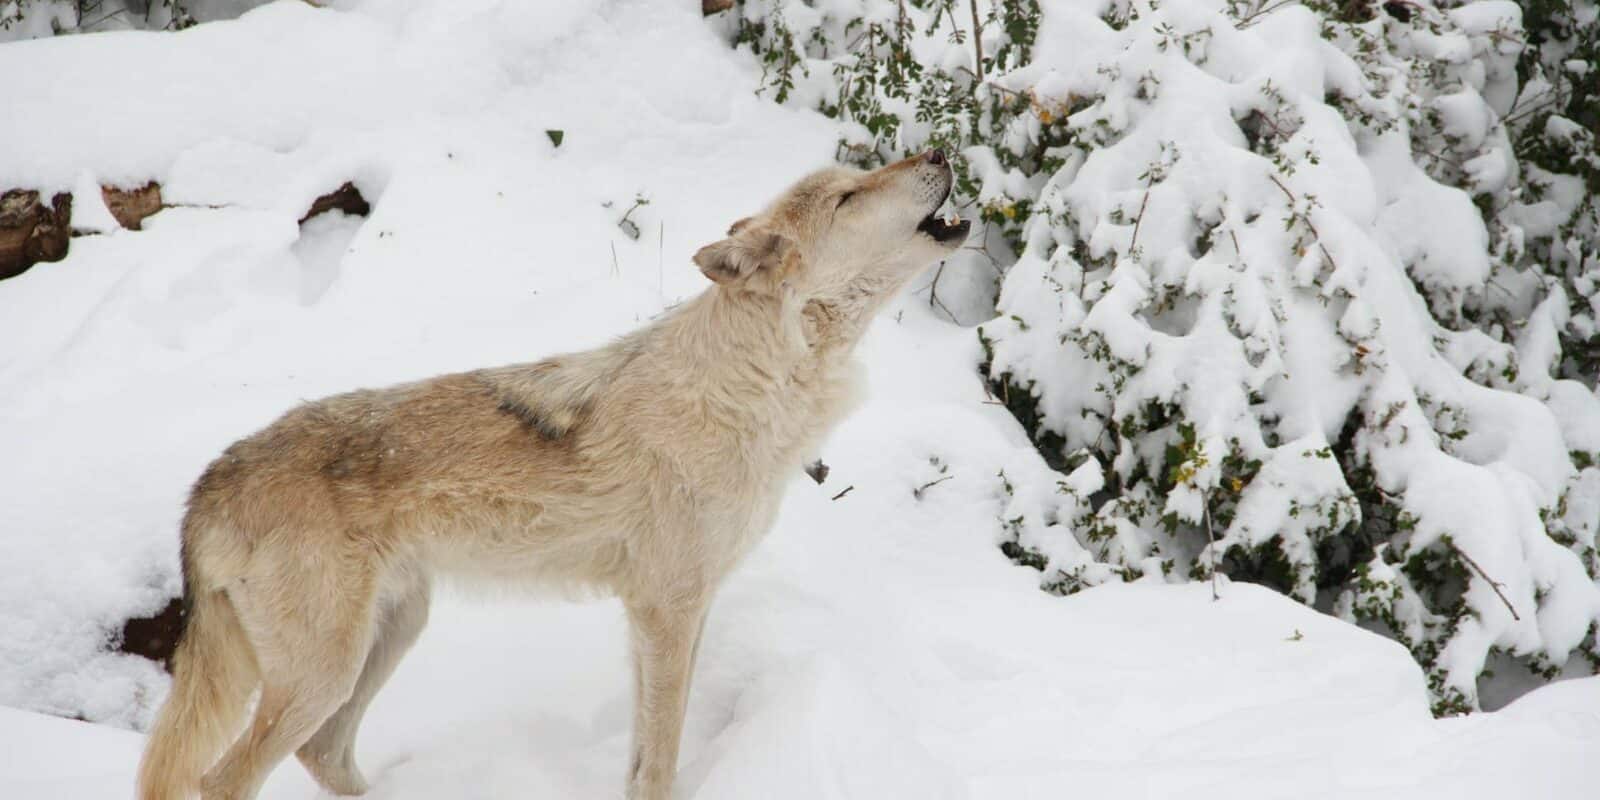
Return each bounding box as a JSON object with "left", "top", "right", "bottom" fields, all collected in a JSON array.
[{"left": 693, "top": 151, "right": 969, "bottom": 313}]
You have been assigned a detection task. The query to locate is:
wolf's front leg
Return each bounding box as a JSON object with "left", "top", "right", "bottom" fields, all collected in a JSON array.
[{"left": 624, "top": 593, "right": 712, "bottom": 800}]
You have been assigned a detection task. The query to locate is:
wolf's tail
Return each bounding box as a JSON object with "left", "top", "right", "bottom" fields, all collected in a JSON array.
[{"left": 137, "top": 549, "right": 258, "bottom": 800}]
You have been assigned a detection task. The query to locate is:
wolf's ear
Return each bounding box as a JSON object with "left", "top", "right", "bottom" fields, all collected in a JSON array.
[{"left": 693, "top": 223, "right": 795, "bottom": 285}]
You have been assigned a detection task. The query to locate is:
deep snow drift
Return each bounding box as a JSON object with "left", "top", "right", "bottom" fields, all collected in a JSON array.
[{"left": 1, "top": 1, "right": 1598, "bottom": 797}]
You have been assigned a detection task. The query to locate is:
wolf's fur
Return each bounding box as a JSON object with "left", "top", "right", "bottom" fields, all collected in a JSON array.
[{"left": 136, "top": 152, "right": 969, "bottom": 800}]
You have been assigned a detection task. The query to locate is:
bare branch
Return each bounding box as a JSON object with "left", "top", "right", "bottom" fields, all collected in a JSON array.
[
  {"left": 1446, "top": 540, "right": 1521, "bottom": 621},
  {"left": 968, "top": 0, "right": 985, "bottom": 83},
  {"left": 1203, "top": 495, "right": 1222, "bottom": 601}
]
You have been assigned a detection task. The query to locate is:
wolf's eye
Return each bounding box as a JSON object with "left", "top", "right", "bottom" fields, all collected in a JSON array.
[{"left": 836, "top": 191, "right": 856, "bottom": 208}]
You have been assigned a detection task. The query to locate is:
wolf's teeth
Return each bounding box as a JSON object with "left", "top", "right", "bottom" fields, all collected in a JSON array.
[{"left": 945, "top": 213, "right": 962, "bottom": 225}]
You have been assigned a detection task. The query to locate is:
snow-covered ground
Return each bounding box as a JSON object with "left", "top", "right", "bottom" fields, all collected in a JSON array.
[{"left": 2, "top": 0, "right": 1599, "bottom": 797}]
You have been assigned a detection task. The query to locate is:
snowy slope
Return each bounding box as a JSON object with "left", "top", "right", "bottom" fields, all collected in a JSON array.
[{"left": 2, "top": 0, "right": 1599, "bottom": 797}]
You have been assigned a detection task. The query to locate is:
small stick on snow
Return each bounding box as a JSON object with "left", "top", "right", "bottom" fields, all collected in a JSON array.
[
  {"left": 1203, "top": 493, "right": 1221, "bottom": 601},
  {"left": 831, "top": 485, "right": 855, "bottom": 501},
  {"left": 1128, "top": 173, "right": 1155, "bottom": 255},
  {"left": 1447, "top": 540, "right": 1521, "bottom": 621},
  {"left": 913, "top": 475, "right": 954, "bottom": 500}
]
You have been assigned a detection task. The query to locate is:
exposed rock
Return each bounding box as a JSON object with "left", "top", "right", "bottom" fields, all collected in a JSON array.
[
  {"left": 300, "top": 181, "right": 370, "bottom": 224},
  {"left": 0, "top": 190, "right": 72, "bottom": 281},
  {"left": 101, "top": 182, "right": 163, "bottom": 231}
]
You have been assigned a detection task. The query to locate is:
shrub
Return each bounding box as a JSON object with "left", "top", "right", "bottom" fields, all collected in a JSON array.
[{"left": 718, "top": 0, "right": 1600, "bottom": 713}]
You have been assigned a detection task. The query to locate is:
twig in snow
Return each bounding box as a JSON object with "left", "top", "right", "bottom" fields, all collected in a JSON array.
[
  {"left": 1486, "top": 276, "right": 1517, "bottom": 300},
  {"left": 913, "top": 474, "right": 954, "bottom": 500},
  {"left": 1229, "top": 226, "right": 1247, "bottom": 271},
  {"left": 926, "top": 262, "right": 959, "bottom": 322},
  {"left": 610, "top": 242, "right": 620, "bottom": 278},
  {"left": 963, "top": 243, "right": 1004, "bottom": 275},
  {"left": 1500, "top": 99, "right": 1560, "bottom": 130},
  {"left": 1446, "top": 539, "right": 1521, "bottom": 621},
  {"left": 1236, "top": 0, "right": 1298, "bottom": 28},
  {"left": 1414, "top": 146, "right": 1466, "bottom": 169},
  {"left": 963, "top": 224, "right": 1004, "bottom": 275},
  {"left": 1203, "top": 493, "right": 1222, "bottom": 601},
  {"left": 78, "top": 8, "right": 128, "bottom": 30},
  {"left": 831, "top": 485, "right": 855, "bottom": 501},
  {"left": 1128, "top": 173, "right": 1155, "bottom": 255},
  {"left": 1267, "top": 174, "right": 1339, "bottom": 273}
]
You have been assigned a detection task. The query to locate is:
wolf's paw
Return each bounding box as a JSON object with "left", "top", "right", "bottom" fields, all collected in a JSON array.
[{"left": 297, "top": 746, "right": 370, "bottom": 796}]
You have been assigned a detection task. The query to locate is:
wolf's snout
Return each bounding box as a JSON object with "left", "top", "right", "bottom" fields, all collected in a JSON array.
[{"left": 924, "top": 148, "right": 946, "bottom": 166}]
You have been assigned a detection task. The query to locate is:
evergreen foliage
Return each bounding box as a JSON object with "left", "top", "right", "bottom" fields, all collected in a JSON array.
[{"left": 720, "top": 0, "right": 1600, "bottom": 713}]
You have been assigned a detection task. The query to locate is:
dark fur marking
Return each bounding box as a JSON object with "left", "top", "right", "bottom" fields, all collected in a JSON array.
[
  {"left": 321, "top": 426, "right": 387, "bottom": 480},
  {"left": 497, "top": 397, "right": 566, "bottom": 441}
]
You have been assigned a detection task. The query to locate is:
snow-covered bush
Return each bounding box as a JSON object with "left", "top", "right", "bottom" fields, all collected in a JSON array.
[
  {"left": 1509, "top": 0, "right": 1600, "bottom": 386},
  {"left": 713, "top": 0, "right": 1054, "bottom": 320},
  {"left": 718, "top": 0, "right": 1600, "bottom": 713},
  {"left": 0, "top": 0, "right": 257, "bottom": 40}
]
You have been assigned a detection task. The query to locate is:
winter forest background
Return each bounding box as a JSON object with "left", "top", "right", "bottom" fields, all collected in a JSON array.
[{"left": 1, "top": 0, "right": 1598, "bottom": 796}]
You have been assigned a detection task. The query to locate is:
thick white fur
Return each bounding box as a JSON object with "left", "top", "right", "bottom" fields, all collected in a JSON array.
[{"left": 137, "top": 152, "right": 967, "bottom": 800}]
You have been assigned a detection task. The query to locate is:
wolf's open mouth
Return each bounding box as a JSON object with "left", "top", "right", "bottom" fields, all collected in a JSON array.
[
  {"left": 917, "top": 210, "right": 971, "bottom": 243},
  {"left": 917, "top": 181, "right": 971, "bottom": 243}
]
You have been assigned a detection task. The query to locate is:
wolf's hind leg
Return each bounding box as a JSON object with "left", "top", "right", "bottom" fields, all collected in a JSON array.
[
  {"left": 198, "top": 558, "right": 377, "bottom": 800},
  {"left": 297, "top": 577, "right": 431, "bottom": 795}
]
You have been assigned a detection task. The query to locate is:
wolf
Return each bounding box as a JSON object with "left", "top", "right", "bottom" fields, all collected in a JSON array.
[{"left": 136, "top": 150, "right": 970, "bottom": 800}]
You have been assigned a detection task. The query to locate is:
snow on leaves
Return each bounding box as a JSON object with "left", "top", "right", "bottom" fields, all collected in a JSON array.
[
  {"left": 718, "top": 0, "right": 1600, "bottom": 715},
  {"left": 973, "top": 0, "right": 1600, "bottom": 714}
]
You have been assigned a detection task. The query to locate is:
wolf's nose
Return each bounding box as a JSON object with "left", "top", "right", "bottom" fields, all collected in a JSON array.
[{"left": 925, "top": 148, "right": 946, "bottom": 166}]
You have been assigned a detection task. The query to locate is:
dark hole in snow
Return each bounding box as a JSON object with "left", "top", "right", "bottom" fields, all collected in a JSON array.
[
  {"left": 300, "top": 182, "right": 371, "bottom": 225},
  {"left": 118, "top": 595, "right": 186, "bottom": 671}
]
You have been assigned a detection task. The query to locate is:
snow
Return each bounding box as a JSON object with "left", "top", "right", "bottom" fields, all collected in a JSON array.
[
  {"left": 3, "top": 0, "right": 1600, "bottom": 797},
  {"left": 980, "top": 0, "right": 1600, "bottom": 711}
]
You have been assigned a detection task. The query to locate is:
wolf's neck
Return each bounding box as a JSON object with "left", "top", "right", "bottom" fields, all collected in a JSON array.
[
  {"left": 671, "top": 286, "right": 807, "bottom": 382},
  {"left": 645, "top": 286, "right": 842, "bottom": 431}
]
